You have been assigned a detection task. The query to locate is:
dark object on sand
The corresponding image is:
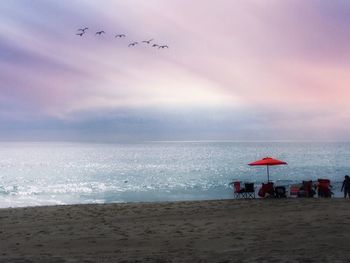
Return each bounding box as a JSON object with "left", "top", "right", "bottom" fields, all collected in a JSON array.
[
  {"left": 290, "top": 181, "right": 316, "bottom": 198},
  {"left": 231, "top": 181, "right": 245, "bottom": 199},
  {"left": 317, "top": 179, "right": 333, "bottom": 198},
  {"left": 341, "top": 175, "right": 350, "bottom": 198},
  {"left": 297, "top": 180, "right": 316, "bottom": 198},
  {"left": 274, "top": 186, "right": 287, "bottom": 198},
  {"left": 230, "top": 181, "right": 255, "bottom": 199},
  {"left": 243, "top": 183, "right": 255, "bottom": 199},
  {"left": 258, "top": 182, "right": 275, "bottom": 198}
]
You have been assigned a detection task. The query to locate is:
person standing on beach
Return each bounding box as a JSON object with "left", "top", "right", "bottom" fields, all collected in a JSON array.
[{"left": 341, "top": 175, "right": 350, "bottom": 198}]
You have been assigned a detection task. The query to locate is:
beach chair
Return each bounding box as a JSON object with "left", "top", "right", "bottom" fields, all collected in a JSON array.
[
  {"left": 231, "top": 181, "right": 245, "bottom": 199},
  {"left": 302, "top": 180, "right": 315, "bottom": 198},
  {"left": 317, "top": 179, "right": 333, "bottom": 198},
  {"left": 258, "top": 182, "right": 275, "bottom": 198},
  {"left": 289, "top": 181, "right": 315, "bottom": 198},
  {"left": 243, "top": 183, "right": 255, "bottom": 199},
  {"left": 289, "top": 184, "right": 301, "bottom": 197},
  {"left": 274, "top": 186, "right": 287, "bottom": 198}
]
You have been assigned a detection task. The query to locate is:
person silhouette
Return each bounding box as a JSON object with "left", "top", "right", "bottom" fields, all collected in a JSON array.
[{"left": 341, "top": 175, "right": 350, "bottom": 198}]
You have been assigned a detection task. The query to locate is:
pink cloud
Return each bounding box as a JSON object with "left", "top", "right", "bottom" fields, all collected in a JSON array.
[{"left": 1, "top": 0, "right": 350, "bottom": 140}]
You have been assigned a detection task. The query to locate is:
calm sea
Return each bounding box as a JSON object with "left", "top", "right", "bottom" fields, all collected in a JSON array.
[{"left": 0, "top": 142, "right": 348, "bottom": 207}]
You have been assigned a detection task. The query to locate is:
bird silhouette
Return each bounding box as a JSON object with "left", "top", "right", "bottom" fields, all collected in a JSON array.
[
  {"left": 152, "top": 44, "right": 159, "bottom": 47},
  {"left": 76, "top": 32, "right": 84, "bottom": 37},
  {"left": 78, "top": 27, "right": 88, "bottom": 32},
  {"left": 128, "top": 42, "right": 138, "bottom": 47},
  {"left": 96, "top": 31, "right": 105, "bottom": 35},
  {"left": 142, "top": 39, "right": 153, "bottom": 44},
  {"left": 115, "top": 34, "right": 126, "bottom": 38},
  {"left": 158, "top": 45, "right": 169, "bottom": 49}
]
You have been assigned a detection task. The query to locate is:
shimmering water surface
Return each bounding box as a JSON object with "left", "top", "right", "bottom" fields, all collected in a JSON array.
[{"left": 0, "top": 142, "right": 349, "bottom": 207}]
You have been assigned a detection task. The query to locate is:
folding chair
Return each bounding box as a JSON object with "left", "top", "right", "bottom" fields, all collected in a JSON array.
[
  {"left": 274, "top": 186, "right": 287, "bottom": 198},
  {"left": 289, "top": 184, "right": 301, "bottom": 198},
  {"left": 231, "top": 181, "right": 245, "bottom": 199},
  {"left": 317, "top": 179, "right": 333, "bottom": 198},
  {"left": 302, "top": 180, "right": 315, "bottom": 198},
  {"left": 243, "top": 183, "right": 255, "bottom": 199},
  {"left": 258, "top": 182, "right": 275, "bottom": 198}
]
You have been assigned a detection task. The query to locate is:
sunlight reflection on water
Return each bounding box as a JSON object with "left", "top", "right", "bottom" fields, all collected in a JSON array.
[{"left": 0, "top": 142, "right": 348, "bottom": 207}]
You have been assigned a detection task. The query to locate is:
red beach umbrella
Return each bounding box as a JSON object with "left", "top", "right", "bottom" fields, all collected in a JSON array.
[{"left": 248, "top": 157, "right": 287, "bottom": 182}]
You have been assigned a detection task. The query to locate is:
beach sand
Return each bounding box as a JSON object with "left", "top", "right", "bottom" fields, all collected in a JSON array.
[{"left": 0, "top": 199, "right": 349, "bottom": 262}]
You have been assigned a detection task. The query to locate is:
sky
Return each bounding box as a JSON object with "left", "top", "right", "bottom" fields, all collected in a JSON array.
[{"left": 1, "top": 0, "right": 350, "bottom": 141}]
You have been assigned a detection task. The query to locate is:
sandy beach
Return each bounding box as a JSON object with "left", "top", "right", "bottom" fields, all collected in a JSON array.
[{"left": 0, "top": 199, "right": 349, "bottom": 262}]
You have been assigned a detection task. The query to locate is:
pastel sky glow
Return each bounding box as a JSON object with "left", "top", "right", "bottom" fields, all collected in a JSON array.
[{"left": 1, "top": 0, "right": 350, "bottom": 141}]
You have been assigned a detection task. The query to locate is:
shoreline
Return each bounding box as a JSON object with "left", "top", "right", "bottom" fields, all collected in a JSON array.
[
  {"left": 0, "top": 190, "right": 346, "bottom": 209},
  {"left": 0, "top": 196, "right": 348, "bottom": 210},
  {"left": 1, "top": 199, "right": 349, "bottom": 262}
]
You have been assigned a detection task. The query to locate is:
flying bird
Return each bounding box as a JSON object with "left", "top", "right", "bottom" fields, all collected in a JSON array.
[
  {"left": 152, "top": 44, "right": 159, "bottom": 47},
  {"left": 76, "top": 32, "right": 84, "bottom": 37},
  {"left": 78, "top": 27, "right": 88, "bottom": 32},
  {"left": 158, "top": 45, "right": 169, "bottom": 49},
  {"left": 142, "top": 39, "right": 153, "bottom": 44},
  {"left": 96, "top": 31, "right": 105, "bottom": 35},
  {"left": 115, "top": 34, "right": 126, "bottom": 38},
  {"left": 128, "top": 42, "right": 138, "bottom": 47}
]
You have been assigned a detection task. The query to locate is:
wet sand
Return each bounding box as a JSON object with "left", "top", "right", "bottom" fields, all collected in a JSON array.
[{"left": 0, "top": 199, "right": 349, "bottom": 262}]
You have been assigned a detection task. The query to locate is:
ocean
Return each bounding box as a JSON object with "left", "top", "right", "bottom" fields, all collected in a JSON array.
[{"left": 0, "top": 142, "right": 348, "bottom": 207}]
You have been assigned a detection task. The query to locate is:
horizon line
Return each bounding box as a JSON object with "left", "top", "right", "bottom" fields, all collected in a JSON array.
[{"left": 0, "top": 139, "right": 350, "bottom": 144}]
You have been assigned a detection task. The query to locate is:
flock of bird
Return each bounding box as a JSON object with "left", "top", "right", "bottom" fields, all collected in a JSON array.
[{"left": 76, "top": 27, "right": 169, "bottom": 49}]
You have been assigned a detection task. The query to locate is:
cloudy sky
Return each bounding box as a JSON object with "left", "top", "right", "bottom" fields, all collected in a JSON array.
[{"left": 1, "top": 0, "right": 350, "bottom": 141}]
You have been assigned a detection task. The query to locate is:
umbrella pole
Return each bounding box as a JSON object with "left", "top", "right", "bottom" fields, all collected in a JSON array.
[{"left": 267, "top": 165, "right": 270, "bottom": 182}]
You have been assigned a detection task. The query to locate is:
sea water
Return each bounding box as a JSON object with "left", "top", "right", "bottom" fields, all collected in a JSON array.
[{"left": 0, "top": 142, "right": 349, "bottom": 208}]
